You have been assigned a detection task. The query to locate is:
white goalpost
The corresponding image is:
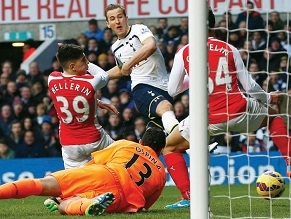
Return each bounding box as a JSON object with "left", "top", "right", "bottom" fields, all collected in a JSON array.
[{"left": 189, "top": 0, "right": 209, "bottom": 218}]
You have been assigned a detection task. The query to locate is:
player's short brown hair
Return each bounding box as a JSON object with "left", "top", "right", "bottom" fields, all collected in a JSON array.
[
  {"left": 104, "top": 4, "right": 127, "bottom": 21},
  {"left": 56, "top": 44, "right": 84, "bottom": 69}
]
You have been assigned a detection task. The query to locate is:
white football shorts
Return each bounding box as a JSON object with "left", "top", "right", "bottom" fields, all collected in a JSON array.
[
  {"left": 61, "top": 127, "right": 114, "bottom": 169},
  {"left": 208, "top": 98, "right": 267, "bottom": 136}
]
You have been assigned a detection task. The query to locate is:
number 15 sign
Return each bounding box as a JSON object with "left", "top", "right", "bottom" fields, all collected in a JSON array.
[{"left": 39, "top": 24, "right": 56, "bottom": 40}]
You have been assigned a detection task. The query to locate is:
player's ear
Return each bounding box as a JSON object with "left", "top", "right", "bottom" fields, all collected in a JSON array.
[
  {"left": 139, "top": 139, "right": 143, "bottom": 145},
  {"left": 69, "top": 63, "right": 75, "bottom": 71}
]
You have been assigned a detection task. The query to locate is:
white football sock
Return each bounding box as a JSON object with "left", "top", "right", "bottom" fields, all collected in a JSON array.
[{"left": 161, "top": 111, "right": 179, "bottom": 134}]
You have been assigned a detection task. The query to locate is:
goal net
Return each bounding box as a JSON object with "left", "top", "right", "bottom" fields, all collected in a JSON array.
[{"left": 204, "top": 1, "right": 291, "bottom": 218}]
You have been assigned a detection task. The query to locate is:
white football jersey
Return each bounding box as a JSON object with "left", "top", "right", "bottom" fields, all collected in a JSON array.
[{"left": 111, "top": 24, "right": 169, "bottom": 91}]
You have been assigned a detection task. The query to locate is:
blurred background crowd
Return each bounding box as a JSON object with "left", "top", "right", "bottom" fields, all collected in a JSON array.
[{"left": 0, "top": 2, "right": 290, "bottom": 158}]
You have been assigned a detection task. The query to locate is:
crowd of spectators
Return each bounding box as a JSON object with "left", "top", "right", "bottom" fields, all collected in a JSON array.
[
  {"left": 0, "top": 17, "right": 189, "bottom": 159},
  {"left": 0, "top": 4, "right": 291, "bottom": 158}
]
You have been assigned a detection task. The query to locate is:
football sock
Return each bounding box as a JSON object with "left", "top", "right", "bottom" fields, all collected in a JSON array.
[
  {"left": 269, "top": 116, "right": 291, "bottom": 162},
  {"left": 0, "top": 179, "right": 43, "bottom": 199},
  {"left": 162, "top": 111, "right": 179, "bottom": 134},
  {"left": 164, "top": 152, "right": 190, "bottom": 200},
  {"left": 65, "top": 198, "right": 93, "bottom": 215}
]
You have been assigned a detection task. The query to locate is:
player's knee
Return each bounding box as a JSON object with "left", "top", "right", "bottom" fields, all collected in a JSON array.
[
  {"left": 163, "top": 145, "right": 189, "bottom": 154},
  {"left": 40, "top": 176, "right": 61, "bottom": 196},
  {"left": 163, "top": 145, "right": 177, "bottom": 154},
  {"left": 156, "top": 100, "right": 174, "bottom": 115}
]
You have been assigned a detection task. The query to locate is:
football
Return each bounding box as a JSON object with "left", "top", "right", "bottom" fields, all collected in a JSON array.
[{"left": 256, "top": 170, "right": 285, "bottom": 199}]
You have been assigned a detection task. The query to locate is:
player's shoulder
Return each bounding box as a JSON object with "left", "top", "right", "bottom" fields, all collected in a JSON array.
[
  {"left": 208, "top": 37, "right": 226, "bottom": 45},
  {"left": 49, "top": 71, "right": 62, "bottom": 77},
  {"left": 131, "top": 24, "right": 148, "bottom": 30},
  {"left": 208, "top": 37, "right": 234, "bottom": 50},
  {"left": 78, "top": 73, "right": 95, "bottom": 79},
  {"left": 111, "top": 37, "right": 122, "bottom": 51},
  {"left": 176, "top": 44, "right": 189, "bottom": 55},
  {"left": 131, "top": 24, "right": 152, "bottom": 35}
]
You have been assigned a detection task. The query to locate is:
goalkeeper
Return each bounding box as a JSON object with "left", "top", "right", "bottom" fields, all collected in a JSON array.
[{"left": 0, "top": 127, "right": 166, "bottom": 216}]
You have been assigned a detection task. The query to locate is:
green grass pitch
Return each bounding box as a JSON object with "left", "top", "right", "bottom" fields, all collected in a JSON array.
[
  {"left": 1, "top": 184, "right": 290, "bottom": 219},
  {"left": 0, "top": 186, "right": 189, "bottom": 219},
  {"left": 211, "top": 183, "right": 291, "bottom": 219}
]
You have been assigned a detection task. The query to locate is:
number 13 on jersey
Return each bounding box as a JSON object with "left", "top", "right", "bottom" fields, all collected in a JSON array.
[{"left": 125, "top": 153, "right": 152, "bottom": 187}]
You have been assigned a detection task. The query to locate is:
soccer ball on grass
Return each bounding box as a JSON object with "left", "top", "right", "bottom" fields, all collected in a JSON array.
[{"left": 256, "top": 170, "right": 285, "bottom": 199}]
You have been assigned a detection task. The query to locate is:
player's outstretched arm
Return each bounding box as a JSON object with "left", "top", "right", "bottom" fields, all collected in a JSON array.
[
  {"left": 233, "top": 45, "right": 270, "bottom": 105},
  {"left": 168, "top": 48, "right": 189, "bottom": 97},
  {"left": 97, "top": 99, "right": 119, "bottom": 114},
  {"left": 121, "top": 37, "right": 156, "bottom": 76},
  {"left": 107, "top": 66, "right": 123, "bottom": 79},
  {"left": 88, "top": 63, "right": 108, "bottom": 76}
]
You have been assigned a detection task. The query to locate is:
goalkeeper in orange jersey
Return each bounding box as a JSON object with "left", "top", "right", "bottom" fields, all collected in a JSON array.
[{"left": 0, "top": 127, "right": 166, "bottom": 216}]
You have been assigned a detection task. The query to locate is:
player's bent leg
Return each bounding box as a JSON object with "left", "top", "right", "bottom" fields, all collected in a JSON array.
[
  {"left": 165, "top": 199, "right": 190, "bottom": 209},
  {"left": 164, "top": 123, "right": 190, "bottom": 207},
  {"left": 161, "top": 110, "right": 179, "bottom": 134},
  {"left": 85, "top": 192, "right": 115, "bottom": 216},
  {"left": 132, "top": 84, "right": 178, "bottom": 134},
  {"left": 164, "top": 125, "right": 189, "bottom": 154},
  {"left": 278, "top": 93, "right": 291, "bottom": 131},
  {"left": 157, "top": 100, "right": 179, "bottom": 134},
  {"left": 40, "top": 176, "right": 63, "bottom": 213}
]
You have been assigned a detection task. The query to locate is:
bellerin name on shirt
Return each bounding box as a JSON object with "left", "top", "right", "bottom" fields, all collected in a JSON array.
[
  {"left": 51, "top": 82, "right": 91, "bottom": 95},
  {"left": 208, "top": 43, "right": 229, "bottom": 56}
]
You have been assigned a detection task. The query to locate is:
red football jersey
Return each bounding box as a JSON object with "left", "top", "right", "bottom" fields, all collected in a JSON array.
[
  {"left": 169, "top": 39, "right": 268, "bottom": 125},
  {"left": 208, "top": 37, "right": 247, "bottom": 124},
  {"left": 48, "top": 71, "right": 107, "bottom": 145}
]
